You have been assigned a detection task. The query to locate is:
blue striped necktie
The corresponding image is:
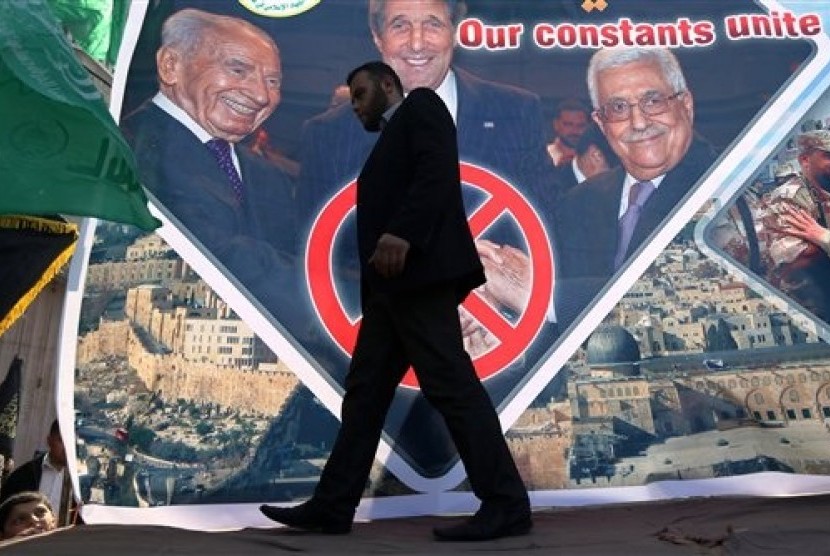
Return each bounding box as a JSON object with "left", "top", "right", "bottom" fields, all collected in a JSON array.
[{"left": 205, "top": 138, "right": 245, "bottom": 203}]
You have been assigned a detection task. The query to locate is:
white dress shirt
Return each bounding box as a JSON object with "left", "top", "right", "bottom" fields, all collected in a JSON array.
[
  {"left": 433, "top": 70, "right": 459, "bottom": 123},
  {"left": 152, "top": 92, "right": 243, "bottom": 176},
  {"left": 39, "top": 453, "right": 65, "bottom": 516},
  {"left": 618, "top": 174, "right": 665, "bottom": 218}
]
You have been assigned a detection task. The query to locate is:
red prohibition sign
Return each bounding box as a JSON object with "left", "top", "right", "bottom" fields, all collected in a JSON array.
[{"left": 305, "top": 162, "right": 553, "bottom": 389}]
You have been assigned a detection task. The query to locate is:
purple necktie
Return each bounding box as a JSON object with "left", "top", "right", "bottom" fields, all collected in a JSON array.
[
  {"left": 205, "top": 138, "right": 245, "bottom": 203},
  {"left": 614, "top": 180, "right": 655, "bottom": 270}
]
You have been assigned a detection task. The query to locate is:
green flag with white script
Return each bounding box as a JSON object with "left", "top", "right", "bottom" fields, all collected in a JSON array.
[{"left": 0, "top": 0, "right": 159, "bottom": 231}]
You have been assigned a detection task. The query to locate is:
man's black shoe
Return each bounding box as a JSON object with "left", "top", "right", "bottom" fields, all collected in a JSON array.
[
  {"left": 259, "top": 501, "right": 352, "bottom": 534},
  {"left": 433, "top": 504, "right": 532, "bottom": 542}
]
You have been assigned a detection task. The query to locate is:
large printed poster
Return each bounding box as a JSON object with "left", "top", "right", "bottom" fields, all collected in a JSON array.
[{"left": 68, "top": 0, "right": 830, "bottom": 528}]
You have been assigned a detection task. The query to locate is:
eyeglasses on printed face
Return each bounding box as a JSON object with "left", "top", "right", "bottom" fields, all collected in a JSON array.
[{"left": 596, "top": 91, "right": 685, "bottom": 122}]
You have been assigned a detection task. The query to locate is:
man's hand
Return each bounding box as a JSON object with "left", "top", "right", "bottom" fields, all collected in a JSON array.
[
  {"left": 476, "top": 239, "right": 531, "bottom": 314},
  {"left": 369, "top": 233, "right": 410, "bottom": 278},
  {"left": 778, "top": 203, "right": 830, "bottom": 255},
  {"left": 459, "top": 305, "right": 498, "bottom": 358},
  {"left": 459, "top": 239, "right": 530, "bottom": 355}
]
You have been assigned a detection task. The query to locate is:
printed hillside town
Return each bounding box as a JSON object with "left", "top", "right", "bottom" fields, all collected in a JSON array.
[
  {"left": 76, "top": 227, "right": 299, "bottom": 505},
  {"left": 75, "top": 221, "right": 830, "bottom": 505}
]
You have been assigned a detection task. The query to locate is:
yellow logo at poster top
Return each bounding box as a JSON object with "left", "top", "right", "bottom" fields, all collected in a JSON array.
[
  {"left": 581, "top": 0, "right": 608, "bottom": 12},
  {"left": 238, "top": 0, "right": 320, "bottom": 18}
]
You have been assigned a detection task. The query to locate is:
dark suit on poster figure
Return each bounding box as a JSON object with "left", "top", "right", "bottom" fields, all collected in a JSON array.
[
  {"left": 555, "top": 138, "right": 716, "bottom": 329},
  {"left": 121, "top": 102, "right": 302, "bottom": 326},
  {"left": 553, "top": 47, "right": 717, "bottom": 331},
  {"left": 297, "top": 67, "right": 555, "bottom": 474},
  {"left": 261, "top": 61, "right": 531, "bottom": 542},
  {"left": 546, "top": 121, "right": 621, "bottom": 200}
]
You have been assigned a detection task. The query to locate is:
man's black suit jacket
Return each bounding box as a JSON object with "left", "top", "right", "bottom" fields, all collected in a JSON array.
[
  {"left": 120, "top": 101, "right": 306, "bottom": 332},
  {"left": 356, "top": 88, "right": 485, "bottom": 300},
  {"left": 291, "top": 71, "right": 554, "bottom": 475},
  {"left": 299, "top": 67, "right": 553, "bottom": 236},
  {"left": 297, "top": 67, "right": 553, "bottom": 381},
  {"left": 350, "top": 87, "right": 486, "bottom": 477},
  {"left": 555, "top": 137, "right": 717, "bottom": 329}
]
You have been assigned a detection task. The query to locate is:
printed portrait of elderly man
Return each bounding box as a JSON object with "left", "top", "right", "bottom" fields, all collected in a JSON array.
[
  {"left": 553, "top": 47, "right": 717, "bottom": 329},
  {"left": 120, "top": 8, "right": 303, "bottom": 328},
  {"left": 298, "top": 0, "right": 552, "bottom": 228},
  {"left": 479, "top": 48, "right": 717, "bottom": 334}
]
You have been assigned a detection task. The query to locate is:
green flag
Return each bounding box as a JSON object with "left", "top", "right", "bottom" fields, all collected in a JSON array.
[
  {"left": 0, "top": 0, "right": 160, "bottom": 231},
  {"left": 47, "top": 0, "right": 130, "bottom": 68}
]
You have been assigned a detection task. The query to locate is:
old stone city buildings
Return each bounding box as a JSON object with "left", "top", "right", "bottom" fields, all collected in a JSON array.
[
  {"left": 559, "top": 240, "right": 830, "bottom": 486},
  {"left": 76, "top": 231, "right": 301, "bottom": 504},
  {"left": 80, "top": 233, "right": 298, "bottom": 415},
  {"left": 77, "top": 230, "right": 830, "bottom": 496}
]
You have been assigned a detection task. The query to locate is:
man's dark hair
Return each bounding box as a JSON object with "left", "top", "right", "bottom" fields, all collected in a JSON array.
[
  {"left": 346, "top": 61, "right": 403, "bottom": 95},
  {"left": 576, "top": 122, "right": 619, "bottom": 166},
  {"left": 554, "top": 97, "right": 590, "bottom": 119},
  {"left": 0, "top": 492, "right": 53, "bottom": 536}
]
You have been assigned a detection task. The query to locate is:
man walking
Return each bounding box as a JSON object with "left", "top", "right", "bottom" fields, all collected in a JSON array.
[{"left": 260, "top": 61, "right": 531, "bottom": 542}]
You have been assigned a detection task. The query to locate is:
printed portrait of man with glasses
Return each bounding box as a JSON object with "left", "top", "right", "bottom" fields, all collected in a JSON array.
[{"left": 553, "top": 47, "right": 718, "bottom": 329}]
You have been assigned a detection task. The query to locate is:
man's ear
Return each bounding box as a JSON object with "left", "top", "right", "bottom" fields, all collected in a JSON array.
[
  {"left": 797, "top": 151, "right": 809, "bottom": 173},
  {"left": 591, "top": 110, "right": 605, "bottom": 136},
  {"left": 381, "top": 75, "right": 396, "bottom": 95},
  {"left": 156, "top": 46, "right": 179, "bottom": 86},
  {"left": 681, "top": 90, "right": 694, "bottom": 123}
]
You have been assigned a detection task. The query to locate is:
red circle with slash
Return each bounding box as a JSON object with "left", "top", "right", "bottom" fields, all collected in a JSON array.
[{"left": 305, "top": 162, "right": 553, "bottom": 388}]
